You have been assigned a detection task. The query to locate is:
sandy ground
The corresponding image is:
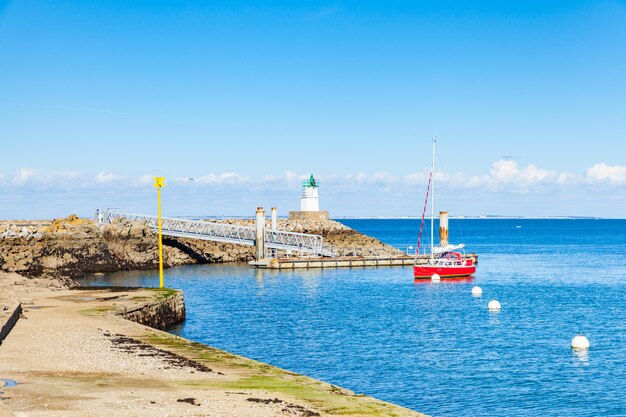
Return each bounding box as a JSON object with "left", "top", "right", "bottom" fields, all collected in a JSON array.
[{"left": 0, "top": 274, "right": 427, "bottom": 417}]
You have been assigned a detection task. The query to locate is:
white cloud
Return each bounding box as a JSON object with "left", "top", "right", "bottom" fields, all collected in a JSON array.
[
  {"left": 585, "top": 163, "right": 626, "bottom": 184},
  {"left": 370, "top": 172, "right": 396, "bottom": 184},
  {"left": 284, "top": 171, "right": 300, "bottom": 182},
  {"left": 134, "top": 174, "right": 155, "bottom": 187},
  {"left": 460, "top": 160, "right": 556, "bottom": 191},
  {"left": 257, "top": 172, "right": 305, "bottom": 190},
  {"left": 3, "top": 163, "right": 626, "bottom": 218},
  {"left": 403, "top": 172, "right": 429, "bottom": 186},
  {"left": 490, "top": 160, "right": 519, "bottom": 182},
  {"left": 96, "top": 171, "right": 125, "bottom": 184},
  {"left": 50, "top": 171, "right": 83, "bottom": 186},
  {"left": 13, "top": 168, "right": 35, "bottom": 185},
  {"left": 10, "top": 168, "right": 83, "bottom": 186},
  {"left": 3, "top": 162, "right": 626, "bottom": 196},
  {"left": 488, "top": 160, "right": 554, "bottom": 189},
  {"left": 193, "top": 172, "right": 246, "bottom": 185},
  {"left": 556, "top": 172, "right": 578, "bottom": 185}
]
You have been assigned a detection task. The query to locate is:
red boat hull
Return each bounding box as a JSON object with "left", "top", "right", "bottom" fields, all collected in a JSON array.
[{"left": 413, "top": 263, "right": 476, "bottom": 279}]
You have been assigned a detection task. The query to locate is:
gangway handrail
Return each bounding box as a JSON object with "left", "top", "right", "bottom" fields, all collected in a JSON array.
[{"left": 100, "top": 209, "right": 335, "bottom": 257}]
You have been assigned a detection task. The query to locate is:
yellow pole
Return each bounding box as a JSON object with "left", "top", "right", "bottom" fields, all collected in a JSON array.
[{"left": 154, "top": 176, "right": 165, "bottom": 288}]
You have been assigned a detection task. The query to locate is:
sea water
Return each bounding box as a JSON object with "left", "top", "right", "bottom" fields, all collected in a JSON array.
[{"left": 82, "top": 219, "right": 626, "bottom": 417}]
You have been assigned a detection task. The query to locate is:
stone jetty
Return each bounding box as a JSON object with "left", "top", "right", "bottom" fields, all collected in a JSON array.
[{"left": 0, "top": 215, "right": 403, "bottom": 280}]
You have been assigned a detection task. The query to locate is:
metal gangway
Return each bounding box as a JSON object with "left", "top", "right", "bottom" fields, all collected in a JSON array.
[{"left": 99, "top": 209, "right": 336, "bottom": 257}]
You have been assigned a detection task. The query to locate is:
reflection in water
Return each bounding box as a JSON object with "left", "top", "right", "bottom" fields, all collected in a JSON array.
[
  {"left": 572, "top": 349, "right": 590, "bottom": 366},
  {"left": 253, "top": 268, "right": 267, "bottom": 294},
  {"left": 488, "top": 309, "right": 501, "bottom": 326},
  {"left": 252, "top": 267, "right": 323, "bottom": 298},
  {"left": 253, "top": 268, "right": 265, "bottom": 282},
  {"left": 413, "top": 276, "right": 475, "bottom": 285},
  {"left": 300, "top": 274, "right": 321, "bottom": 299}
]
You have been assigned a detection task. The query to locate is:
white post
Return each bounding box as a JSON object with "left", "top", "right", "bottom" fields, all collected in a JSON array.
[
  {"left": 270, "top": 207, "right": 277, "bottom": 258},
  {"left": 271, "top": 207, "right": 277, "bottom": 232},
  {"left": 439, "top": 211, "right": 448, "bottom": 247},
  {"left": 255, "top": 207, "right": 266, "bottom": 260}
]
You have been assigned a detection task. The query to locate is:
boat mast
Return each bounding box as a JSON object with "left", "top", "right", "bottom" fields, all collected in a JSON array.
[{"left": 430, "top": 135, "right": 436, "bottom": 262}]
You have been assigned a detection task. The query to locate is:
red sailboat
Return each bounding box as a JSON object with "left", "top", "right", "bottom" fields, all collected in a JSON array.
[{"left": 413, "top": 137, "right": 476, "bottom": 279}]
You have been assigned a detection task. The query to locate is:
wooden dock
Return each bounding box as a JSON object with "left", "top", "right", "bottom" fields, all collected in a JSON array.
[{"left": 250, "top": 254, "right": 478, "bottom": 270}]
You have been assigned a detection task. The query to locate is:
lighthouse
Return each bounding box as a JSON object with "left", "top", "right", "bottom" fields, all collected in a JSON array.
[
  {"left": 300, "top": 174, "right": 320, "bottom": 211},
  {"left": 289, "top": 174, "right": 329, "bottom": 220}
]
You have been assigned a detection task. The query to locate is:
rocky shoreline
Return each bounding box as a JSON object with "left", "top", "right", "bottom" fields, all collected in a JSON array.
[{"left": 0, "top": 215, "right": 402, "bottom": 281}]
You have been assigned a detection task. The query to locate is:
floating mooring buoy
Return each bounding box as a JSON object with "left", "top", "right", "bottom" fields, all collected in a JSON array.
[
  {"left": 431, "top": 273, "right": 441, "bottom": 281},
  {"left": 471, "top": 286, "right": 483, "bottom": 296},
  {"left": 571, "top": 333, "right": 590, "bottom": 350},
  {"left": 488, "top": 299, "right": 501, "bottom": 310}
]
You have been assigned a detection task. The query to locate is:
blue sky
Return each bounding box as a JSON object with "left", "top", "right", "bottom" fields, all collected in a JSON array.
[{"left": 1, "top": 0, "right": 626, "bottom": 218}]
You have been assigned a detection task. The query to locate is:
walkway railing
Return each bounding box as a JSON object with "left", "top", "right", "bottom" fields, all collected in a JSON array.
[{"left": 99, "top": 209, "right": 336, "bottom": 257}]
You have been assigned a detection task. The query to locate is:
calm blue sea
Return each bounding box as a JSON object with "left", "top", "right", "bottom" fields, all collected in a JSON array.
[{"left": 81, "top": 219, "right": 626, "bottom": 417}]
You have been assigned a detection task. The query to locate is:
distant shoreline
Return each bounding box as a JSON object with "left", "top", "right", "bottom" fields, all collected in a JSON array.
[
  {"left": 3, "top": 215, "right": 624, "bottom": 223},
  {"left": 183, "top": 215, "right": 624, "bottom": 220},
  {"left": 334, "top": 216, "right": 624, "bottom": 220}
]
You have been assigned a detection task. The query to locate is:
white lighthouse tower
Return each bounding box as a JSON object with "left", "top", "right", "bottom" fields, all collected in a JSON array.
[
  {"left": 289, "top": 174, "right": 329, "bottom": 220},
  {"left": 300, "top": 174, "right": 320, "bottom": 211}
]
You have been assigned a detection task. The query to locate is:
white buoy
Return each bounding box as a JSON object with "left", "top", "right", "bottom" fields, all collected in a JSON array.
[
  {"left": 471, "top": 286, "right": 483, "bottom": 296},
  {"left": 488, "top": 299, "right": 501, "bottom": 310},
  {"left": 431, "top": 273, "right": 440, "bottom": 281},
  {"left": 571, "top": 333, "right": 590, "bottom": 350}
]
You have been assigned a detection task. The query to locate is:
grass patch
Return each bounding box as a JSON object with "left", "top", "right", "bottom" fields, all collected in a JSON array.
[
  {"left": 223, "top": 374, "right": 315, "bottom": 394},
  {"left": 146, "top": 287, "right": 178, "bottom": 300},
  {"left": 144, "top": 333, "right": 272, "bottom": 369},
  {"left": 220, "top": 375, "right": 407, "bottom": 416},
  {"left": 130, "top": 296, "right": 151, "bottom": 301}
]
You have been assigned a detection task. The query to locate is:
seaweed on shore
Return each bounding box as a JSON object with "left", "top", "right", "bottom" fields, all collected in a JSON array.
[
  {"left": 246, "top": 397, "right": 321, "bottom": 416},
  {"left": 109, "top": 334, "right": 214, "bottom": 373}
]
